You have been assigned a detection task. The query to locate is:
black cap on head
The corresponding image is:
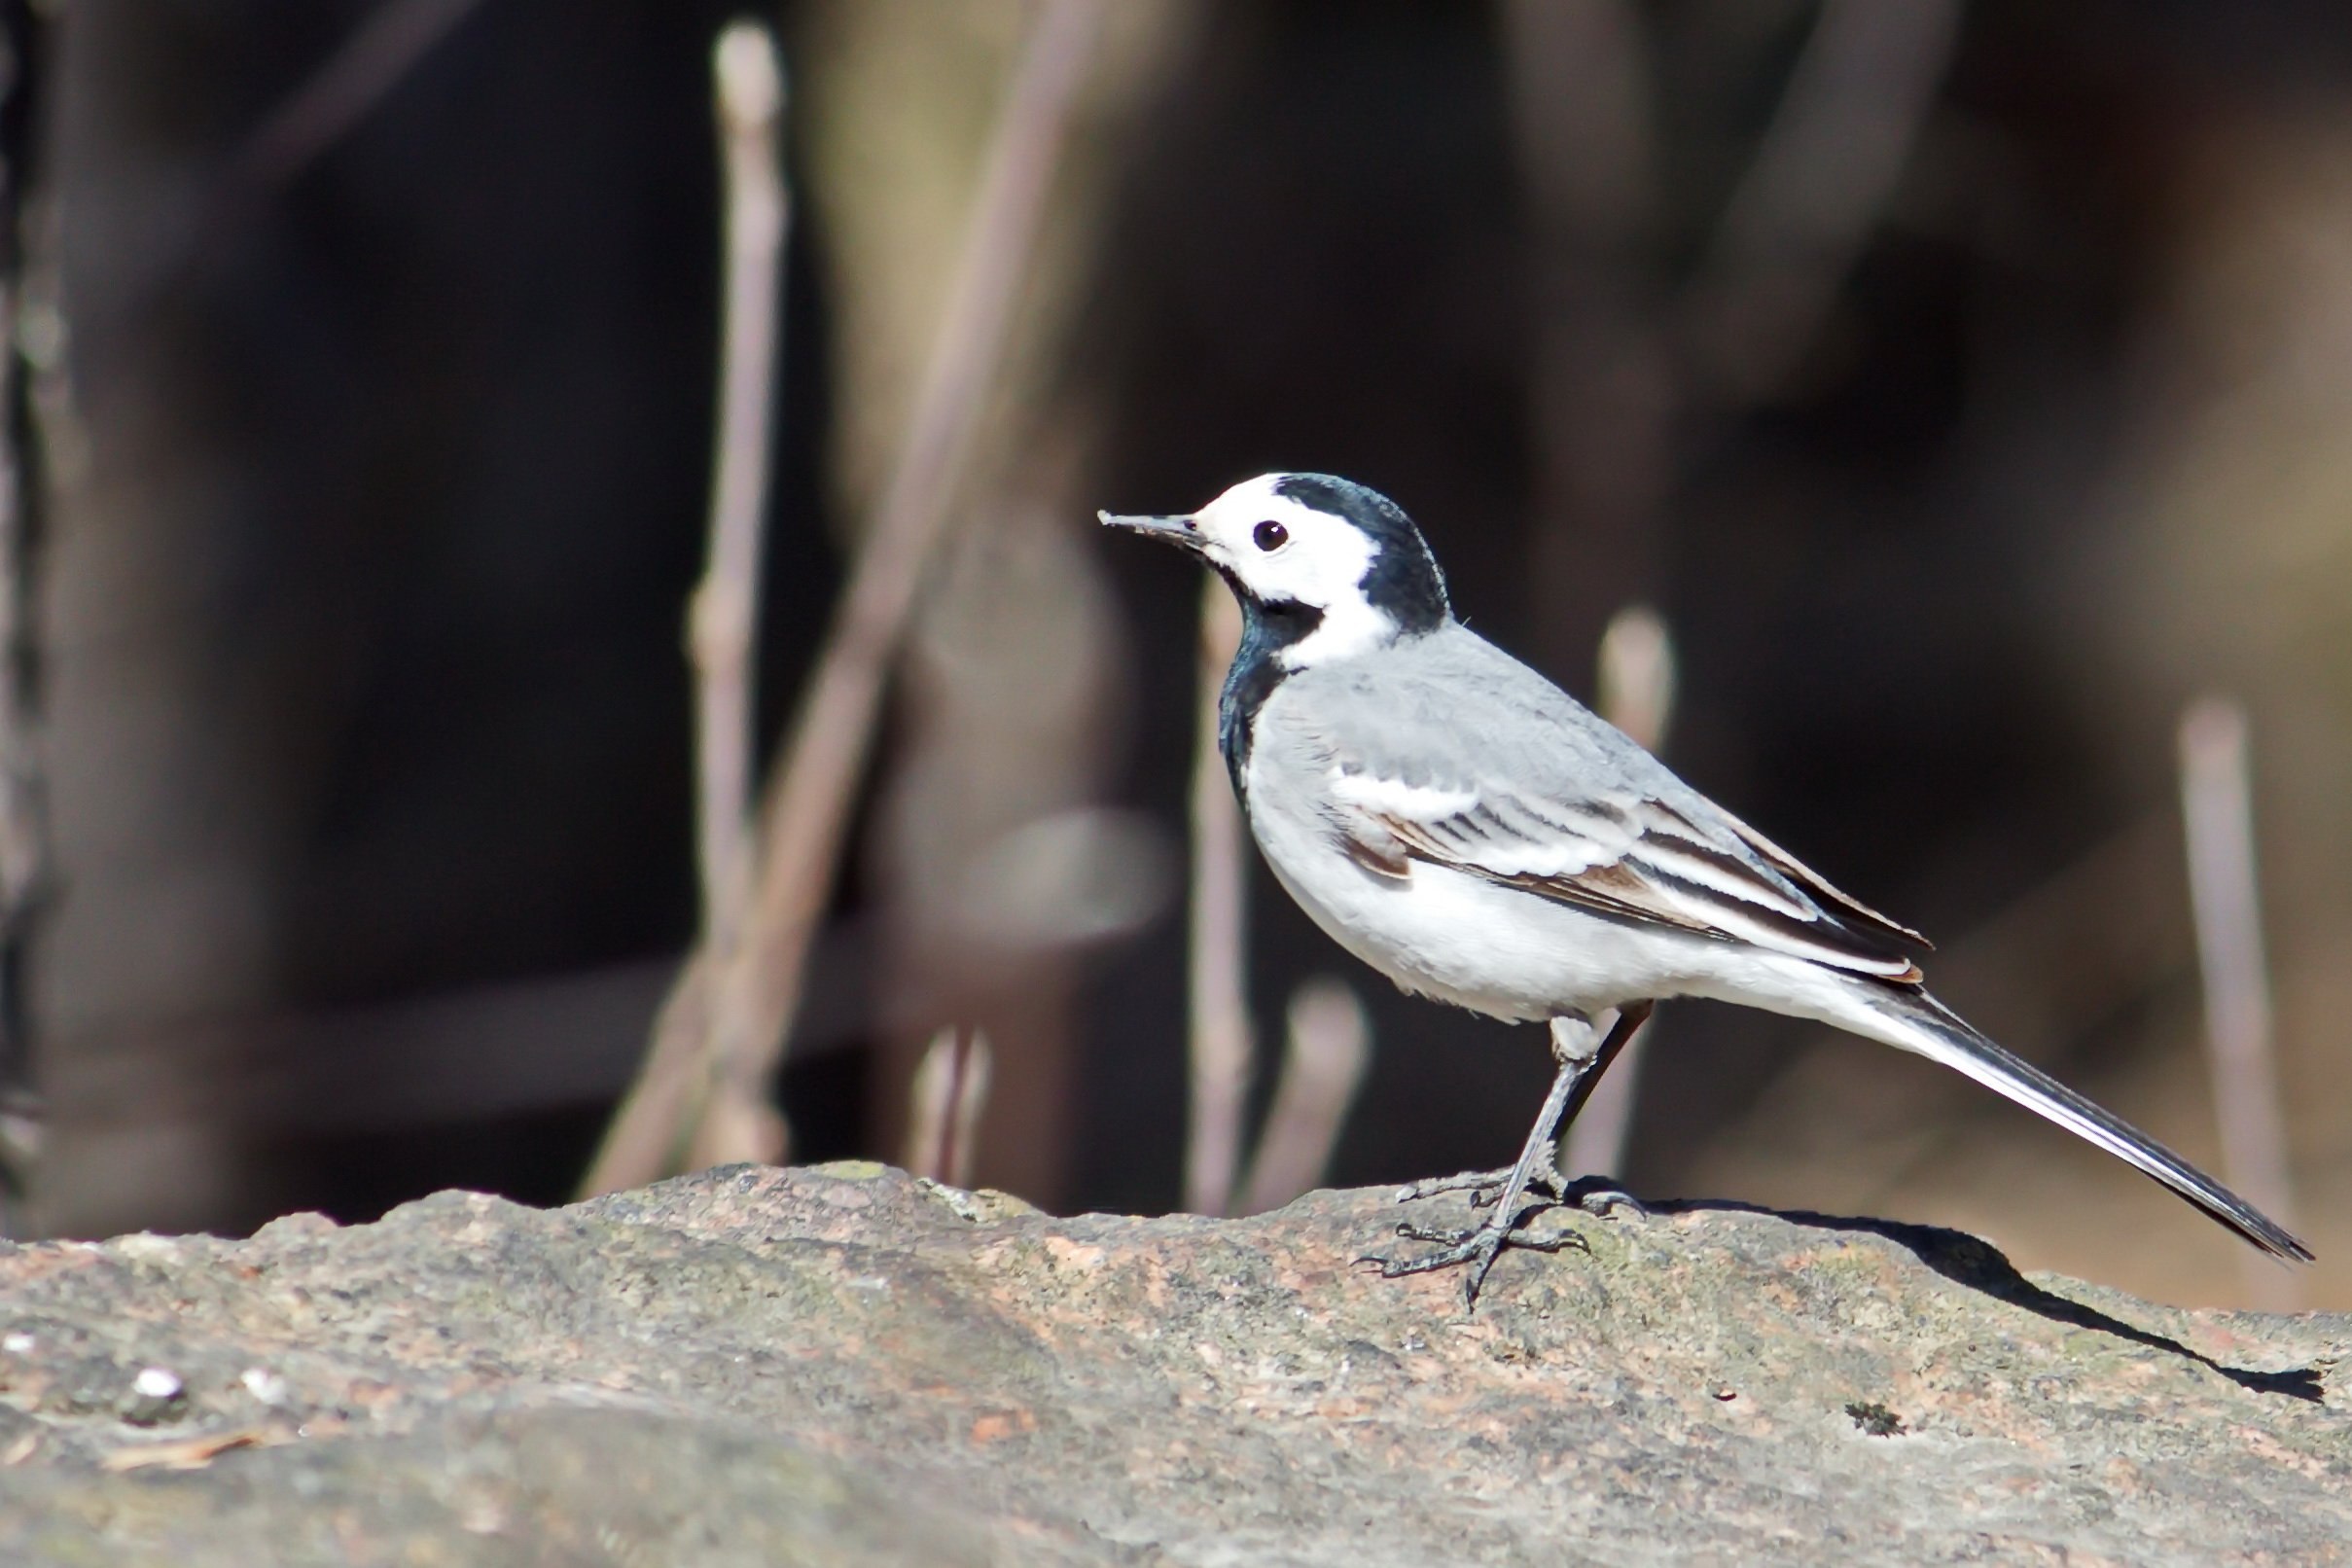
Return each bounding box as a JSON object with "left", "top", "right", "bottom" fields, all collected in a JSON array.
[{"left": 1271, "top": 473, "right": 1450, "bottom": 634}]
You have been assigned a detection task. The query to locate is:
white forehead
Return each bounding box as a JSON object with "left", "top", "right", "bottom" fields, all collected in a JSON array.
[
  {"left": 1186, "top": 474, "right": 1398, "bottom": 665},
  {"left": 1188, "top": 474, "right": 1374, "bottom": 597}
]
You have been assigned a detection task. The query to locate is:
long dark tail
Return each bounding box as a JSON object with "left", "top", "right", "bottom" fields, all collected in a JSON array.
[{"left": 1870, "top": 988, "right": 2312, "bottom": 1263}]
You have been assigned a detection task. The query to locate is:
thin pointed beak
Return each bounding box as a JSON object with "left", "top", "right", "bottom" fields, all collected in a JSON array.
[{"left": 1097, "top": 510, "right": 1203, "bottom": 550}]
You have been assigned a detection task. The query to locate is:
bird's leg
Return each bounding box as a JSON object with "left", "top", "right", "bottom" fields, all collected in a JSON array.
[
  {"left": 1369, "top": 1004, "right": 1658, "bottom": 1309},
  {"left": 1392, "top": 1005, "right": 1654, "bottom": 1214},
  {"left": 1365, "top": 1015, "right": 1606, "bottom": 1309},
  {"left": 1553, "top": 1001, "right": 1655, "bottom": 1218}
]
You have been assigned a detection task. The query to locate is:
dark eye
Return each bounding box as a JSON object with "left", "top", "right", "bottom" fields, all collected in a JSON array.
[{"left": 1253, "top": 519, "right": 1288, "bottom": 552}]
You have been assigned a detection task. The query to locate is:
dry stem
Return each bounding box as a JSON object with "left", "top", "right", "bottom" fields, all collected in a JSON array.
[
  {"left": 235, "top": 0, "right": 491, "bottom": 192},
  {"left": 583, "top": 0, "right": 1106, "bottom": 1194},
  {"left": 1237, "top": 979, "right": 1370, "bottom": 1215},
  {"left": 687, "top": 0, "right": 1104, "bottom": 1171},
  {"left": 694, "top": 22, "right": 788, "bottom": 968},
  {"left": 906, "top": 1026, "right": 992, "bottom": 1188},
  {"left": 581, "top": 21, "right": 792, "bottom": 1194},
  {"left": 1500, "top": 0, "right": 1668, "bottom": 676},
  {"left": 1560, "top": 606, "right": 1676, "bottom": 1182},
  {"left": 1681, "top": 0, "right": 1962, "bottom": 399},
  {"left": 2178, "top": 698, "right": 2300, "bottom": 1309},
  {"left": 1185, "top": 576, "right": 1251, "bottom": 1217}
]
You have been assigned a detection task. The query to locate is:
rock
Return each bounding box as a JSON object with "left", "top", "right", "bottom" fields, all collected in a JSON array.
[{"left": 0, "top": 1161, "right": 2346, "bottom": 1565}]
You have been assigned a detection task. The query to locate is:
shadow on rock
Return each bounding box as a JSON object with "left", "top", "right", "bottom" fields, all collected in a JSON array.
[{"left": 1655, "top": 1197, "right": 2327, "bottom": 1403}]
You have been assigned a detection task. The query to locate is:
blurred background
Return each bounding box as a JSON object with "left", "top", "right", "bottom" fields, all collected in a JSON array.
[{"left": 11, "top": 0, "right": 2351, "bottom": 1310}]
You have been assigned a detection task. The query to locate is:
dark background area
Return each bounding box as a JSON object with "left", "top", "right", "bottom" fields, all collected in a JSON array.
[{"left": 25, "top": 0, "right": 2352, "bottom": 1308}]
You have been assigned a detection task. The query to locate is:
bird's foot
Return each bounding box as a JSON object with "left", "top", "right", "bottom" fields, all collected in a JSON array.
[
  {"left": 1394, "top": 1163, "right": 1645, "bottom": 1220},
  {"left": 1360, "top": 1212, "right": 1588, "bottom": 1310},
  {"left": 1394, "top": 1157, "right": 1567, "bottom": 1209}
]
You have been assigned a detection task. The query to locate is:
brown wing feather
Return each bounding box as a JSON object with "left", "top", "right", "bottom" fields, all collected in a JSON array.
[
  {"left": 1370, "top": 812, "right": 1725, "bottom": 937},
  {"left": 1341, "top": 832, "right": 1411, "bottom": 879},
  {"left": 1364, "top": 799, "right": 1926, "bottom": 981},
  {"left": 1713, "top": 807, "right": 1935, "bottom": 957}
]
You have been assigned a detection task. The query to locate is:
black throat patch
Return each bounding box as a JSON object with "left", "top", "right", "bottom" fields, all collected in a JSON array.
[{"left": 1215, "top": 571, "right": 1320, "bottom": 795}]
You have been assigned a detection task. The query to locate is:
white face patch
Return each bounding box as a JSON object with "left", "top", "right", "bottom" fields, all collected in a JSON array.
[{"left": 1188, "top": 475, "right": 1393, "bottom": 667}]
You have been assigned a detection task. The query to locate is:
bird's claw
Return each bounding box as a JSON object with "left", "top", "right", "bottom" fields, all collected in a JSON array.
[
  {"left": 1395, "top": 1165, "right": 1646, "bottom": 1219},
  {"left": 1561, "top": 1178, "right": 1648, "bottom": 1219},
  {"left": 1360, "top": 1214, "right": 1589, "bottom": 1309}
]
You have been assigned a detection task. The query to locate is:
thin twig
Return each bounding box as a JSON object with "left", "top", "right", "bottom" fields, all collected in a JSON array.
[
  {"left": 906, "top": 1026, "right": 991, "bottom": 1187},
  {"left": 2178, "top": 699, "right": 2299, "bottom": 1309},
  {"left": 692, "top": 23, "right": 788, "bottom": 965},
  {"left": 1237, "top": 979, "right": 1370, "bottom": 1215},
  {"left": 1592, "top": 604, "right": 1674, "bottom": 755},
  {"left": 1680, "top": 0, "right": 1963, "bottom": 399},
  {"left": 1560, "top": 606, "right": 1677, "bottom": 1183},
  {"left": 908, "top": 1027, "right": 956, "bottom": 1180},
  {"left": 580, "top": 20, "right": 793, "bottom": 1194},
  {"left": 1185, "top": 576, "right": 1251, "bottom": 1217},
  {"left": 1505, "top": 2, "right": 1958, "bottom": 1189},
  {"left": 1499, "top": 0, "right": 1670, "bottom": 676},
  {"left": 232, "top": 0, "right": 492, "bottom": 193},
  {"left": 690, "top": 0, "right": 1103, "bottom": 1169},
  {"left": 581, "top": 951, "right": 718, "bottom": 1195},
  {"left": 584, "top": 0, "right": 1106, "bottom": 1194},
  {"left": 82, "top": 0, "right": 492, "bottom": 379}
]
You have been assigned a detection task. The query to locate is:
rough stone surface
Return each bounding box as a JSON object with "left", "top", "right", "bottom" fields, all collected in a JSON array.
[{"left": 0, "top": 1161, "right": 2347, "bottom": 1564}]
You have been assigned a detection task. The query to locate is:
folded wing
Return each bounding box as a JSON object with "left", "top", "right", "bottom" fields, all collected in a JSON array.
[{"left": 1327, "top": 765, "right": 1928, "bottom": 982}]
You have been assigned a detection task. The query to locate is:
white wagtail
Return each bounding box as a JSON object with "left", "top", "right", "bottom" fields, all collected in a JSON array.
[{"left": 1104, "top": 472, "right": 2311, "bottom": 1307}]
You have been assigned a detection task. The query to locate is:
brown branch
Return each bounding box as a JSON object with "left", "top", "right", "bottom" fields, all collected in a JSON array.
[
  {"left": 583, "top": 0, "right": 1107, "bottom": 1194},
  {"left": 1237, "top": 979, "right": 1370, "bottom": 1216},
  {"left": 579, "top": 21, "right": 792, "bottom": 1195},
  {"left": 87, "top": 0, "right": 492, "bottom": 369},
  {"left": 1591, "top": 604, "right": 1674, "bottom": 755},
  {"left": 692, "top": 24, "right": 788, "bottom": 966},
  {"left": 2177, "top": 699, "right": 2300, "bottom": 1309},
  {"left": 688, "top": 0, "right": 1105, "bottom": 1171},
  {"left": 580, "top": 950, "right": 719, "bottom": 1193},
  {"left": 1185, "top": 577, "right": 1251, "bottom": 1217},
  {"left": 1559, "top": 606, "right": 1676, "bottom": 1182},
  {"left": 233, "top": 0, "right": 492, "bottom": 194},
  {"left": 1679, "top": 0, "right": 1963, "bottom": 400},
  {"left": 1499, "top": 0, "right": 1671, "bottom": 677},
  {"left": 906, "top": 1026, "right": 991, "bottom": 1188}
]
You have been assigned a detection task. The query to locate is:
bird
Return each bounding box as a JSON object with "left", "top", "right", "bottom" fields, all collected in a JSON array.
[{"left": 1102, "top": 471, "right": 2312, "bottom": 1309}]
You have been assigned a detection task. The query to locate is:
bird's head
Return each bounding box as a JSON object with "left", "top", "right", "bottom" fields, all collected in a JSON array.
[{"left": 1100, "top": 473, "right": 1451, "bottom": 668}]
